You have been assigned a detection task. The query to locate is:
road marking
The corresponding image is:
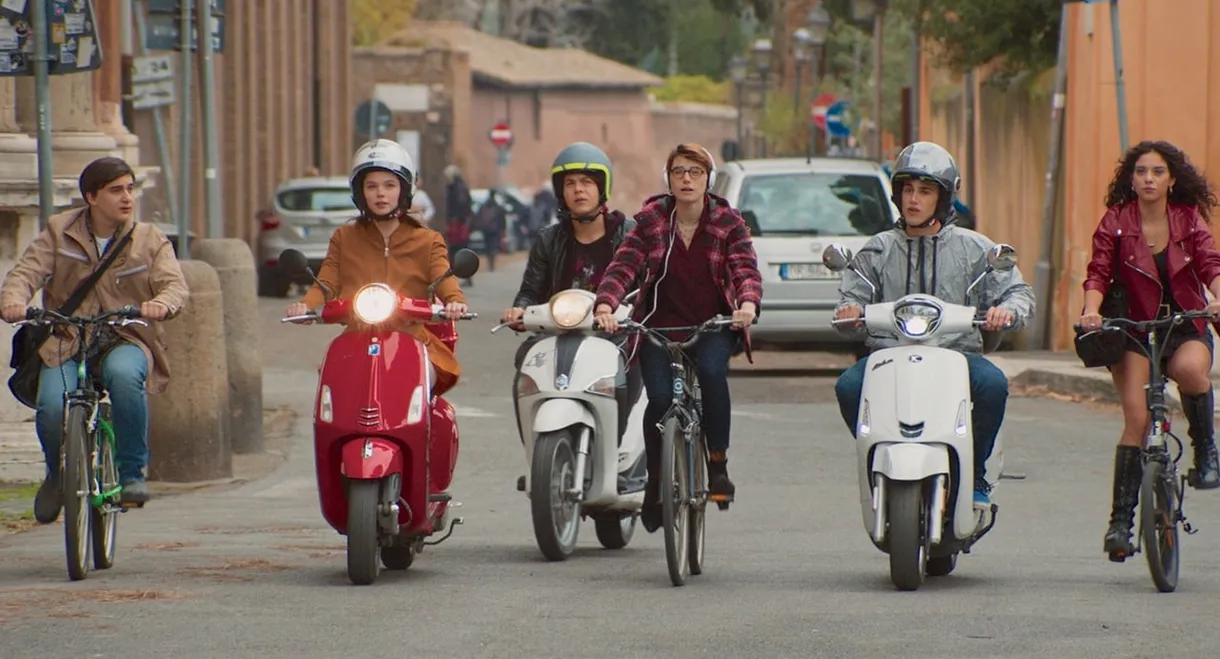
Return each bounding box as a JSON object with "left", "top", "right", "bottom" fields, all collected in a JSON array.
[{"left": 452, "top": 404, "right": 499, "bottom": 418}]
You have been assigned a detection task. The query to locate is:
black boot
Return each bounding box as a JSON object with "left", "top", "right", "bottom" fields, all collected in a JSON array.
[
  {"left": 1103, "top": 445, "right": 1143, "bottom": 562},
  {"left": 640, "top": 436, "right": 662, "bottom": 533},
  {"left": 1183, "top": 389, "right": 1220, "bottom": 490},
  {"left": 707, "top": 455, "right": 735, "bottom": 509}
]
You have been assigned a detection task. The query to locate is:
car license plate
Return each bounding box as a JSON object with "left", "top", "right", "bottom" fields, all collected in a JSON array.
[
  {"left": 299, "top": 226, "right": 310, "bottom": 237},
  {"left": 780, "top": 263, "right": 835, "bottom": 280}
]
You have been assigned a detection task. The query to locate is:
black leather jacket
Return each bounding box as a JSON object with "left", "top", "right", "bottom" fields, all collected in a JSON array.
[{"left": 512, "top": 210, "right": 636, "bottom": 308}]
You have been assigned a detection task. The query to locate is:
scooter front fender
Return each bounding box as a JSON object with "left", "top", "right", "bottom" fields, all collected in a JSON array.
[
  {"left": 532, "top": 398, "right": 596, "bottom": 434},
  {"left": 871, "top": 442, "right": 950, "bottom": 481},
  {"left": 341, "top": 437, "right": 403, "bottom": 479}
]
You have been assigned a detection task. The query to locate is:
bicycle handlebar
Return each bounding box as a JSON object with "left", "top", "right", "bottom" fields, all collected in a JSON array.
[
  {"left": 619, "top": 316, "right": 736, "bottom": 351},
  {"left": 1073, "top": 310, "right": 1214, "bottom": 334},
  {"left": 14, "top": 306, "right": 146, "bottom": 329}
]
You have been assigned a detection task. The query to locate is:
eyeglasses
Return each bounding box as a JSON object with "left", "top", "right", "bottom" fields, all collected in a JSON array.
[{"left": 669, "top": 166, "right": 706, "bottom": 178}]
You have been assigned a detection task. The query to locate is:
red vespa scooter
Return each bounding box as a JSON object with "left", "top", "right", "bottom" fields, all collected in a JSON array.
[{"left": 279, "top": 247, "right": 481, "bottom": 585}]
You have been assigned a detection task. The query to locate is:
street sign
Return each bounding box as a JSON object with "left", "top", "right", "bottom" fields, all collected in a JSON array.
[
  {"left": 811, "top": 92, "right": 837, "bottom": 131},
  {"left": 143, "top": 13, "right": 225, "bottom": 52},
  {"left": 355, "top": 100, "right": 392, "bottom": 139},
  {"left": 489, "top": 122, "right": 513, "bottom": 149},
  {"left": 127, "top": 54, "right": 176, "bottom": 110},
  {"left": 0, "top": 0, "right": 103, "bottom": 77},
  {"left": 826, "top": 100, "right": 852, "bottom": 138}
]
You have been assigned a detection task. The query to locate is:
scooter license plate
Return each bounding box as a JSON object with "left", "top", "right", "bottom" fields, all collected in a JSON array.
[{"left": 780, "top": 263, "right": 835, "bottom": 280}]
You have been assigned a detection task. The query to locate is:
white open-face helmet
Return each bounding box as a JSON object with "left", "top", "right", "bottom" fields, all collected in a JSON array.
[{"left": 350, "top": 139, "right": 416, "bottom": 217}]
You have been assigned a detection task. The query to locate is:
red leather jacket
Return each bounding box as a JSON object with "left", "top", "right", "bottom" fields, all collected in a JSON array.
[{"left": 1085, "top": 202, "right": 1220, "bottom": 336}]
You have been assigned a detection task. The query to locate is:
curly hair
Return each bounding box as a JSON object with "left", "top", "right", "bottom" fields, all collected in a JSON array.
[{"left": 1104, "top": 140, "right": 1219, "bottom": 223}]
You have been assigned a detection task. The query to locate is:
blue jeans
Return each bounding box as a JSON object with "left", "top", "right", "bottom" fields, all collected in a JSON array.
[
  {"left": 639, "top": 330, "right": 734, "bottom": 458},
  {"left": 833, "top": 352, "right": 1007, "bottom": 481},
  {"left": 36, "top": 342, "right": 150, "bottom": 484}
]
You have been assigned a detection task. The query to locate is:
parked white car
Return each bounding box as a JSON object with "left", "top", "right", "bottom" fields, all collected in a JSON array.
[
  {"left": 254, "top": 176, "right": 355, "bottom": 297},
  {"left": 710, "top": 157, "right": 900, "bottom": 356}
]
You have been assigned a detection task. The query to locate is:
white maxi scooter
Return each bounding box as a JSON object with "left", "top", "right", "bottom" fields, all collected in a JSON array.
[
  {"left": 492, "top": 289, "right": 648, "bottom": 561},
  {"left": 823, "top": 242, "right": 1015, "bottom": 591}
]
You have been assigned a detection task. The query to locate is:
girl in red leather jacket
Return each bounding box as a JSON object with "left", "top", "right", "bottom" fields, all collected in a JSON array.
[{"left": 1080, "top": 140, "right": 1220, "bottom": 563}]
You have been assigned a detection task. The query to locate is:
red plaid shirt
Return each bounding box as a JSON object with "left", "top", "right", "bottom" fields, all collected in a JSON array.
[{"left": 595, "top": 193, "right": 763, "bottom": 360}]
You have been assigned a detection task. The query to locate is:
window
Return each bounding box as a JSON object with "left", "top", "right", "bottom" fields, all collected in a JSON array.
[
  {"left": 277, "top": 188, "right": 356, "bottom": 213},
  {"left": 737, "top": 173, "right": 894, "bottom": 237}
]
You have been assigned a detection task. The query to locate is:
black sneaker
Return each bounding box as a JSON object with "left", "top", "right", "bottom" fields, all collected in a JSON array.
[
  {"left": 120, "top": 480, "right": 151, "bottom": 506},
  {"left": 33, "top": 476, "right": 62, "bottom": 524},
  {"left": 708, "top": 460, "right": 735, "bottom": 508},
  {"left": 640, "top": 473, "right": 661, "bottom": 533}
]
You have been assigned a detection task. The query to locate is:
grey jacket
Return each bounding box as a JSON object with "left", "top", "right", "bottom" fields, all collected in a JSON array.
[{"left": 835, "top": 223, "right": 1036, "bottom": 353}]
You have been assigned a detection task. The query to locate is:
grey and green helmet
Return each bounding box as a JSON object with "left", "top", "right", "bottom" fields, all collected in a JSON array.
[
  {"left": 889, "top": 141, "right": 961, "bottom": 224},
  {"left": 550, "top": 142, "right": 614, "bottom": 214}
]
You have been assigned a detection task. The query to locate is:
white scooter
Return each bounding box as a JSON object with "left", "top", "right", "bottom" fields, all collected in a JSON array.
[
  {"left": 823, "top": 242, "right": 1016, "bottom": 591},
  {"left": 492, "top": 289, "right": 648, "bottom": 561}
]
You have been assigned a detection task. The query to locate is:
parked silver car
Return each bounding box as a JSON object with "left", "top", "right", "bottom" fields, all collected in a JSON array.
[
  {"left": 255, "top": 176, "right": 356, "bottom": 297},
  {"left": 710, "top": 157, "right": 900, "bottom": 356}
]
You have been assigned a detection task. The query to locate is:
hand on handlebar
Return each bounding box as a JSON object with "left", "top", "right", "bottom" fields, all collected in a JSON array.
[
  {"left": 1, "top": 303, "right": 24, "bottom": 323},
  {"left": 500, "top": 306, "right": 525, "bottom": 330},
  {"left": 731, "top": 303, "right": 757, "bottom": 330},
  {"left": 593, "top": 304, "right": 618, "bottom": 333},
  {"left": 1078, "top": 309, "right": 1103, "bottom": 332},
  {"left": 442, "top": 301, "right": 469, "bottom": 320},
  {"left": 284, "top": 302, "right": 315, "bottom": 324},
  {"left": 1207, "top": 299, "right": 1220, "bottom": 320},
  {"left": 833, "top": 304, "right": 864, "bottom": 329},
  {"left": 981, "top": 306, "right": 1014, "bottom": 332},
  {"left": 139, "top": 300, "right": 168, "bottom": 321}
]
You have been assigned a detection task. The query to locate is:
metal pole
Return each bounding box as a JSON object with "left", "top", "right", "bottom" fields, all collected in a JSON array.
[
  {"left": 909, "top": 4, "right": 921, "bottom": 145},
  {"left": 1032, "top": 4, "right": 1071, "bottom": 351},
  {"left": 31, "top": 0, "right": 54, "bottom": 229},
  {"left": 964, "top": 69, "right": 976, "bottom": 207},
  {"left": 120, "top": 0, "right": 133, "bottom": 53},
  {"left": 133, "top": 0, "right": 180, "bottom": 234},
  {"left": 808, "top": 50, "right": 819, "bottom": 161},
  {"left": 1109, "top": 0, "right": 1129, "bottom": 152},
  {"left": 734, "top": 84, "right": 744, "bottom": 150},
  {"left": 199, "top": 0, "right": 222, "bottom": 238},
  {"left": 760, "top": 80, "right": 768, "bottom": 158},
  {"left": 792, "top": 60, "right": 802, "bottom": 113},
  {"left": 367, "top": 102, "right": 375, "bottom": 142},
  {"left": 872, "top": 5, "right": 885, "bottom": 160},
  {"left": 179, "top": 0, "right": 193, "bottom": 258}
]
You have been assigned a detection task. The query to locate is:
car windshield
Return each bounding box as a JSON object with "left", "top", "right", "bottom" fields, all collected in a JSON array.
[
  {"left": 736, "top": 173, "right": 893, "bottom": 237},
  {"left": 277, "top": 187, "right": 356, "bottom": 213}
]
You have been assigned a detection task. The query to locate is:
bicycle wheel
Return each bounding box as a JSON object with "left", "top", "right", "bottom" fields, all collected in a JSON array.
[
  {"left": 688, "top": 430, "right": 707, "bottom": 576},
  {"left": 661, "top": 417, "right": 690, "bottom": 586},
  {"left": 63, "top": 404, "right": 91, "bottom": 581},
  {"left": 1140, "top": 460, "right": 1180, "bottom": 593},
  {"left": 91, "top": 416, "right": 119, "bottom": 570}
]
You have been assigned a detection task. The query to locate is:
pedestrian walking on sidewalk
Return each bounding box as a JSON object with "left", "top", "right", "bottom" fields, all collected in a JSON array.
[{"left": 1079, "top": 140, "right": 1220, "bottom": 562}]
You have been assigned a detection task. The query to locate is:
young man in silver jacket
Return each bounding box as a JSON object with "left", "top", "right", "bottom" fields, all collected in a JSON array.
[{"left": 832, "top": 141, "right": 1036, "bottom": 507}]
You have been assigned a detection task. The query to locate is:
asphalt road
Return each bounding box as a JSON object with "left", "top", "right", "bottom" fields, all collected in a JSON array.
[{"left": 4, "top": 253, "right": 1220, "bottom": 658}]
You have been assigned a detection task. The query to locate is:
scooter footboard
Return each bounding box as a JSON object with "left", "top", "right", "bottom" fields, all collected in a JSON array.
[
  {"left": 871, "top": 443, "right": 950, "bottom": 481},
  {"left": 341, "top": 437, "right": 404, "bottom": 479}
]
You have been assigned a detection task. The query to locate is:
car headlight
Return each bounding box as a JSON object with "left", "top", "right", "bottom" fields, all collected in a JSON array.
[
  {"left": 353, "top": 283, "right": 397, "bottom": 324},
  {"left": 550, "top": 291, "right": 593, "bottom": 328},
  {"left": 893, "top": 300, "right": 941, "bottom": 338}
]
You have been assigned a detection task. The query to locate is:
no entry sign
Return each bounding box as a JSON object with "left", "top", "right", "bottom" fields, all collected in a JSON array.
[{"left": 489, "top": 122, "right": 513, "bottom": 148}]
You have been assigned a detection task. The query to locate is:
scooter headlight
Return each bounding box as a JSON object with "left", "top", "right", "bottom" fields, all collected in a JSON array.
[
  {"left": 550, "top": 291, "right": 593, "bottom": 329},
  {"left": 893, "top": 300, "right": 942, "bottom": 338},
  {"left": 353, "top": 283, "right": 397, "bottom": 324}
]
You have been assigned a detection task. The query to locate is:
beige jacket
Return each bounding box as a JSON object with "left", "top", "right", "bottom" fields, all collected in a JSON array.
[{"left": 1, "top": 208, "right": 189, "bottom": 394}]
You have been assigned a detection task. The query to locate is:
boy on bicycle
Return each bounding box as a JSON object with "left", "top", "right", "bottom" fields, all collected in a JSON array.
[{"left": 1, "top": 157, "right": 189, "bottom": 523}]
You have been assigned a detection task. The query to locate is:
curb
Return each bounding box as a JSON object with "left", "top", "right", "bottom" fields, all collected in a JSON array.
[{"left": 1010, "top": 368, "right": 1188, "bottom": 415}]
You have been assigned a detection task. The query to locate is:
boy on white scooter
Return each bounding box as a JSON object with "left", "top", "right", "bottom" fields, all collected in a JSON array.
[{"left": 831, "top": 141, "right": 1036, "bottom": 507}]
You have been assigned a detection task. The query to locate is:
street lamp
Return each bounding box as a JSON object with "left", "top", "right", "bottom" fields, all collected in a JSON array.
[
  {"left": 751, "top": 38, "right": 772, "bottom": 157},
  {"left": 792, "top": 27, "right": 812, "bottom": 110},
  {"left": 806, "top": 4, "right": 831, "bottom": 157},
  {"left": 728, "top": 55, "right": 747, "bottom": 151}
]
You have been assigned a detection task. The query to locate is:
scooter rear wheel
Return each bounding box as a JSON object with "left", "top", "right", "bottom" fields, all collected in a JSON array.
[
  {"left": 347, "top": 480, "right": 381, "bottom": 585},
  {"left": 661, "top": 418, "right": 690, "bottom": 586}
]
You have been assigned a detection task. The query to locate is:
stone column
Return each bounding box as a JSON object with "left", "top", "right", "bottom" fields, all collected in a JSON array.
[
  {"left": 16, "top": 72, "right": 118, "bottom": 182},
  {"left": 0, "top": 79, "right": 37, "bottom": 180},
  {"left": 95, "top": 0, "right": 139, "bottom": 164}
]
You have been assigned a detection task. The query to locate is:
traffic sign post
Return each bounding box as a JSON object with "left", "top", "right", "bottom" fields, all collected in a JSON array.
[
  {"left": 355, "top": 100, "right": 392, "bottom": 141},
  {"left": 489, "top": 122, "right": 513, "bottom": 186},
  {"left": 825, "top": 100, "right": 853, "bottom": 139},
  {"left": 811, "top": 93, "right": 837, "bottom": 132}
]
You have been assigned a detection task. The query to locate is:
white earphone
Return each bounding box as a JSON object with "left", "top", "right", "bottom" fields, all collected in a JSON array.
[{"left": 662, "top": 144, "right": 718, "bottom": 192}]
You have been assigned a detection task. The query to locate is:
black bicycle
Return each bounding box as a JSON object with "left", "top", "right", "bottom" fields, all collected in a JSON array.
[
  {"left": 621, "top": 316, "right": 735, "bottom": 586},
  {"left": 1077, "top": 309, "right": 1212, "bottom": 592},
  {"left": 13, "top": 305, "right": 147, "bottom": 581}
]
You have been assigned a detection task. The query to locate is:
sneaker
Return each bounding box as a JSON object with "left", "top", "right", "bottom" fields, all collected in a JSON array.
[
  {"left": 33, "top": 476, "right": 62, "bottom": 524},
  {"left": 973, "top": 477, "right": 992, "bottom": 507},
  {"left": 707, "top": 460, "right": 736, "bottom": 505},
  {"left": 120, "top": 479, "right": 151, "bottom": 505}
]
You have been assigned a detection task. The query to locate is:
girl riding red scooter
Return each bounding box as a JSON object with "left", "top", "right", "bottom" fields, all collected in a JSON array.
[{"left": 283, "top": 140, "right": 480, "bottom": 585}]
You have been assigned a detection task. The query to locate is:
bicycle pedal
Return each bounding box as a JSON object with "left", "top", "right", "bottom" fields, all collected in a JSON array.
[{"left": 119, "top": 501, "right": 145, "bottom": 510}]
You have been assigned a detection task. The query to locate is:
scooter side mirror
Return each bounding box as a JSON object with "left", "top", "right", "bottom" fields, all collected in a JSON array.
[
  {"left": 822, "top": 244, "right": 854, "bottom": 272},
  {"left": 987, "top": 243, "right": 1017, "bottom": 272},
  {"left": 450, "top": 248, "right": 481, "bottom": 279},
  {"left": 277, "top": 249, "right": 309, "bottom": 276}
]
